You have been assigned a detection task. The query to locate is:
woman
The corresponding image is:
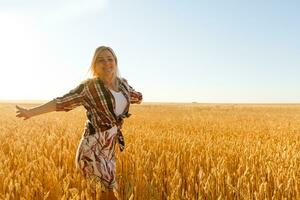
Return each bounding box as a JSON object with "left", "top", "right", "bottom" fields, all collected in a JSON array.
[{"left": 16, "top": 46, "right": 143, "bottom": 199}]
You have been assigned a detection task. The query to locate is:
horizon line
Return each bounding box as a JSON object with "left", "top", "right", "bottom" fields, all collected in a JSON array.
[{"left": 1, "top": 99, "right": 299, "bottom": 105}]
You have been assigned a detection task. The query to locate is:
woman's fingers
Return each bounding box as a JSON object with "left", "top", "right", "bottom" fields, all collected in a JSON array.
[
  {"left": 16, "top": 105, "right": 25, "bottom": 111},
  {"left": 16, "top": 105, "right": 27, "bottom": 119},
  {"left": 16, "top": 114, "right": 28, "bottom": 120},
  {"left": 16, "top": 105, "right": 22, "bottom": 117},
  {"left": 16, "top": 106, "right": 23, "bottom": 113},
  {"left": 16, "top": 113, "right": 24, "bottom": 118},
  {"left": 16, "top": 112, "right": 24, "bottom": 117},
  {"left": 15, "top": 105, "right": 32, "bottom": 120}
]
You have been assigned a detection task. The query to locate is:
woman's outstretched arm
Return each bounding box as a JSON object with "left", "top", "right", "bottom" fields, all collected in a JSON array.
[
  {"left": 16, "top": 81, "right": 87, "bottom": 120},
  {"left": 16, "top": 99, "right": 57, "bottom": 120}
]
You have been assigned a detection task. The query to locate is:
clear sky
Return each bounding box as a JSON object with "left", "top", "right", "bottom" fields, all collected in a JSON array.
[{"left": 0, "top": 0, "right": 299, "bottom": 103}]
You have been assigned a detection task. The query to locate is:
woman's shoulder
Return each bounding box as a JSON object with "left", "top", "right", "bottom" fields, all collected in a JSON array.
[
  {"left": 119, "top": 77, "right": 131, "bottom": 88},
  {"left": 119, "top": 77, "right": 129, "bottom": 84}
]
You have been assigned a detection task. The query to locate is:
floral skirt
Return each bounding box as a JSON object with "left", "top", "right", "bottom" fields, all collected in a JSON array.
[{"left": 75, "top": 125, "right": 119, "bottom": 191}]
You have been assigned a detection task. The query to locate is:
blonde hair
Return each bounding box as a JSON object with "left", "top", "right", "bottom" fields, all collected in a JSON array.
[{"left": 88, "top": 46, "right": 120, "bottom": 79}]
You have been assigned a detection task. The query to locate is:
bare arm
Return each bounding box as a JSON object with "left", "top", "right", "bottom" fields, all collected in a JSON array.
[{"left": 16, "top": 99, "right": 57, "bottom": 120}]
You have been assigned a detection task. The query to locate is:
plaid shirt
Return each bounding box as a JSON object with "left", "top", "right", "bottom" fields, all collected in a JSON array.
[{"left": 53, "top": 77, "right": 143, "bottom": 152}]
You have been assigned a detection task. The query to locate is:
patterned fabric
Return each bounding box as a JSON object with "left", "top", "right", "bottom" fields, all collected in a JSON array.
[
  {"left": 54, "top": 77, "right": 142, "bottom": 149},
  {"left": 53, "top": 77, "right": 142, "bottom": 190},
  {"left": 75, "top": 125, "right": 119, "bottom": 190}
]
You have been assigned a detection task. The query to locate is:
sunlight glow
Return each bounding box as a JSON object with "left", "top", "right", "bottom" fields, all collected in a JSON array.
[{"left": 0, "top": 13, "right": 49, "bottom": 99}]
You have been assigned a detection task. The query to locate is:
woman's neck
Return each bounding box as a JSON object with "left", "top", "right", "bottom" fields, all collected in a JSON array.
[{"left": 103, "top": 77, "right": 118, "bottom": 90}]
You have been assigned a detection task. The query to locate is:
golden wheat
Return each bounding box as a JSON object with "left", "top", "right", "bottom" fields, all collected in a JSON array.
[{"left": 0, "top": 103, "right": 299, "bottom": 199}]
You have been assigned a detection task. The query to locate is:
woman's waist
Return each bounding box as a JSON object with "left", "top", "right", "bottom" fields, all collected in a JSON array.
[{"left": 84, "top": 121, "right": 118, "bottom": 135}]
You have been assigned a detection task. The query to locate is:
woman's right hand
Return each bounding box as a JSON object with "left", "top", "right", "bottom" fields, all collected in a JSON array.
[{"left": 16, "top": 105, "right": 32, "bottom": 120}]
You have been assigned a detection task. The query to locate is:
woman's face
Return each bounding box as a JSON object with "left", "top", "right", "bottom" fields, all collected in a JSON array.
[{"left": 94, "top": 49, "right": 117, "bottom": 79}]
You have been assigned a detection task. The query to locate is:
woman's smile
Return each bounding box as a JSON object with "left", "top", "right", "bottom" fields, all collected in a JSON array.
[{"left": 103, "top": 66, "right": 113, "bottom": 73}]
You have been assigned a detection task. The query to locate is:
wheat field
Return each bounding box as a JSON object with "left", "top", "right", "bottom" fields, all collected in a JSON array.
[{"left": 0, "top": 103, "right": 300, "bottom": 200}]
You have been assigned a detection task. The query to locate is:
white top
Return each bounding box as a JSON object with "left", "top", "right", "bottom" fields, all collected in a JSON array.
[{"left": 109, "top": 89, "right": 127, "bottom": 116}]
